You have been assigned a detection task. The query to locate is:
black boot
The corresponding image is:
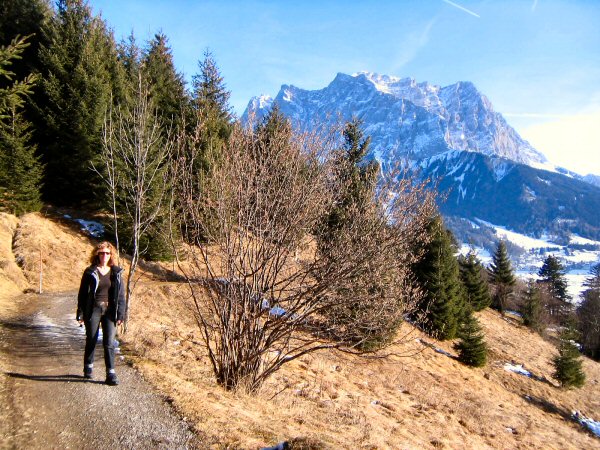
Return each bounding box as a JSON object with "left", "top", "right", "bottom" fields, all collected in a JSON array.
[{"left": 105, "top": 372, "right": 119, "bottom": 386}]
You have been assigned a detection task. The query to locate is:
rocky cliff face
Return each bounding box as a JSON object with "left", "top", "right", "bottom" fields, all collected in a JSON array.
[{"left": 244, "top": 71, "right": 548, "bottom": 168}]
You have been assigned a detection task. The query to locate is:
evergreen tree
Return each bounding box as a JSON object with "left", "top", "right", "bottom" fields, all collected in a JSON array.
[
  {"left": 414, "top": 216, "right": 466, "bottom": 340},
  {"left": 190, "top": 49, "right": 232, "bottom": 169},
  {"left": 583, "top": 262, "right": 600, "bottom": 291},
  {"left": 134, "top": 32, "right": 187, "bottom": 260},
  {"left": 0, "top": 35, "right": 38, "bottom": 120},
  {"left": 0, "top": 108, "right": 43, "bottom": 214},
  {"left": 458, "top": 250, "right": 491, "bottom": 311},
  {"left": 142, "top": 32, "right": 187, "bottom": 132},
  {"left": 34, "top": 0, "right": 123, "bottom": 205},
  {"left": 522, "top": 280, "right": 544, "bottom": 333},
  {"left": 538, "top": 255, "right": 570, "bottom": 302},
  {"left": 192, "top": 49, "right": 232, "bottom": 126},
  {"left": 0, "top": 0, "right": 50, "bottom": 82},
  {"left": 553, "top": 319, "right": 585, "bottom": 388},
  {"left": 0, "top": 35, "right": 43, "bottom": 214},
  {"left": 179, "top": 50, "right": 233, "bottom": 243},
  {"left": 488, "top": 240, "right": 516, "bottom": 313},
  {"left": 454, "top": 310, "right": 487, "bottom": 367},
  {"left": 320, "top": 116, "right": 379, "bottom": 244},
  {"left": 577, "top": 263, "right": 600, "bottom": 360}
]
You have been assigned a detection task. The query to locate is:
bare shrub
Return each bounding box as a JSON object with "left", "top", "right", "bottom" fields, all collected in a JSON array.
[{"left": 172, "top": 118, "right": 435, "bottom": 392}]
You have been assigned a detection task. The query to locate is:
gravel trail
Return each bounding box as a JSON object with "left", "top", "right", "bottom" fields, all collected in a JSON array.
[{"left": 0, "top": 291, "right": 201, "bottom": 449}]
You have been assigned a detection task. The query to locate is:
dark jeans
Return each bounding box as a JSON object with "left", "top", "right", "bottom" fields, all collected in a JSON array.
[{"left": 84, "top": 305, "right": 116, "bottom": 373}]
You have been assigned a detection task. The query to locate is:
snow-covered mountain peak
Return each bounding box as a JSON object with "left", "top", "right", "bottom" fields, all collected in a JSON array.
[{"left": 244, "top": 71, "right": 550, "bottom": 167}]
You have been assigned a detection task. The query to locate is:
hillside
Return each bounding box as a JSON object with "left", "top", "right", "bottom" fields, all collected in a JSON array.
[{"left": 1, "top": 211, "right": 599, "bottom": 449}]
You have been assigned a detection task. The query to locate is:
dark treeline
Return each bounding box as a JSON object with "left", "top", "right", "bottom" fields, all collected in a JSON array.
[{"left": 0, "top": 1, "right": 228, "bottom": 216}]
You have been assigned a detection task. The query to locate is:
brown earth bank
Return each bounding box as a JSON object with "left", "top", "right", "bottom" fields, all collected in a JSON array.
[{"left": 1, "top": 210, "right": 599, "bottom": 449}]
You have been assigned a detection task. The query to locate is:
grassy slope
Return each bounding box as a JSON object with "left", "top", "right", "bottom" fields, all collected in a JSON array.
[{"left": 1, "top": 211, "right": 598, "bottom": 449}]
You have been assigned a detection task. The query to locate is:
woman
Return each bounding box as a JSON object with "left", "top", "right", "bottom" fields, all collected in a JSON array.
[{"left": 76, "top": 241, "right": 126, "bottom": 385}]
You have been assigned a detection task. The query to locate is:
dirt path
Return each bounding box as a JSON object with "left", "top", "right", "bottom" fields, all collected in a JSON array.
[{"left": 0, "top": 291, "right": 201, "bottom": 449}]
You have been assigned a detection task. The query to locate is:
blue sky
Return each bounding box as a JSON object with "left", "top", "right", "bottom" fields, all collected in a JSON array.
[{"left": 88, "top": 0, "right": 600, "bottom": 175}]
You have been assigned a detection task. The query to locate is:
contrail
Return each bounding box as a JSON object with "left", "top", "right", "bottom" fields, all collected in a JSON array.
[
  {"left": 441, "top": 0, "right": 481, "bottom": 18},
  {"left": 531, "top": 0, "right": 539, "bottom": 12}
]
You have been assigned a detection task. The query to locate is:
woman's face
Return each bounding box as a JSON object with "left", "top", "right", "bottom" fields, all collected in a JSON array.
[{"left": 97, "top": 247, "right": 111, "bottom": 265}]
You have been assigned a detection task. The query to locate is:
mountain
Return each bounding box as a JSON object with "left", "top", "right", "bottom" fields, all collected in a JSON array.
[
  {"left": 584, "top": 173, "right": 600, "bottom": 188},
  {"left": 243, "top": 72, "right": 600, "bottom": 246},
  {"left": 244, "top": 72, "right": 548, "bottom": 168}
]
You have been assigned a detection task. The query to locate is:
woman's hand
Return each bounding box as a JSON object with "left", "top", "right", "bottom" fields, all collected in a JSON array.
[{"left": 117, "top": 320, "right": 123, "bottom": 326}]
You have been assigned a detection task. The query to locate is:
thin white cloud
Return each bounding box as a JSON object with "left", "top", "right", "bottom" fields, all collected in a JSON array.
[
  {"left": 389, "top": 19, "right": 436, "bottom": 74},
  {"left": 531, "top": 0, "right": 539, "bottom": 12},
  {"left": 441, "top": 0, "right": 481, "bottom": 18}
]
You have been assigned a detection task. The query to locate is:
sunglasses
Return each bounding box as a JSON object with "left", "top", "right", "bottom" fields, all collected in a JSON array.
[{"left": 98, "top": 251, "right": 111, "bottom": 255}]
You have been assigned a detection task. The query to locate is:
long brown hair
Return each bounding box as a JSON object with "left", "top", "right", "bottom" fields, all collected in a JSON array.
[{"left": 89, "top": 241, "right": 118, "bottom": 266}]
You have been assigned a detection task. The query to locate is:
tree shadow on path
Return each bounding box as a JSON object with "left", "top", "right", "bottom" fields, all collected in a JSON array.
[{"left": 5, "top": 372, "right": 106, "bottom": 384}]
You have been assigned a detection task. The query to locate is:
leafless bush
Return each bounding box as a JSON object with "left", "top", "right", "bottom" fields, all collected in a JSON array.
[{"left": 172, "top": 119, "right": 436, "bottom": 392}]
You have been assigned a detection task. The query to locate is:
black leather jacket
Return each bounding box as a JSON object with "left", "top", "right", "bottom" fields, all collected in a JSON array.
[{"left": 76, "top": 265, "right": 126, "bottom": 322}]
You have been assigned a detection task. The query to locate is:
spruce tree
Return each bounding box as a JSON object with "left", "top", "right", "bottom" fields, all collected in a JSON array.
[
  {"left": 320, "top": 116, "right": 378, "bottom": 244},
  {"left": 414, "top": 216, "right": 466, "bottom": 340},
  {"left": 142, "top": 32, "right": 187, "bottom": 132},
  {"left": 553, "top": 320, "right": 585, "bottom": 388},
  {"left": 538, "top": 255, "right": 570, "bottom": 302},
  {"left": 133, "top": 32, "right": 187, "bottom": 260},
  {"left": 190, "top": 49, "right": 232, "bottom": 171},
  {"left": 458, "top": 250, "right": 491, "bottom": 311},
  {"left": 522, "top": 280, "right": 543, "bottom": 333},
  {"left": 455, "top": 310, "right": 487, "bottom": 367},
  {"left": 0, "top": 0, "right": 50, "bottom": 82},
  {"left": 583, "top": 262, "right": 600, "bottom": 291},
  {"left": 181, "top": 50, "right": 233, "bottom": 243},
  {"left": 0, "top": 108, "right": 43, "bottom": 214},
  {"left": 488, "top": 240, "right": 516, "bottom": 313},
  {"left": 577, "top": 263, "right": 600, "bottom": 360},
  {"left": 192, "top": 49, "right": 232, "bottom": 127},
  {"left": 0, "top": 35, "right": 43, "bottom": 214},
  {"left": 34, "top": 0, "right": 122, "bottom": 205}
]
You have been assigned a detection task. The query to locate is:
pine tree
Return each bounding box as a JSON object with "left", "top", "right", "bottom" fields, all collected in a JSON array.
[
  {"left": 0, "top": 35, "right": 42, "bottom": 214},
  {"left": 0, "top": 0, "right": 50, "bottom": 80},
  {"left": 142, "top": 32, "right": 187, "bottom": 132},
  {"left": 320, "top": 116, "right": 378, "bottom": 244},
  {"left": 455, "top": 310, "right": 487, "bottom": 367},
  {"left": 488, "top": 240, "right": 516, "bottom": 313},
  {"left": 538, "top": 255, "right": 570, "bottom": 302},
  {"left": 133, "top": 32, "right": 188, "bottom": 260},
  {"left": 414, "top": 216, "right": 466, "bottom": 340},
  {"left": 458, "top": 250, "right": 491, "bottom": 311},
  {"left": 577, "top": 263, "right": 600, "bottom": 360},
  {"left": 192, "top": 49, "right": 232, "bottom": 126},
  {"left": 583, "top": 262, "right": 600, "bottom": 291},
  {"left": 553, "top": 320, "right": 585, "bottom": 388},
  {"left": 0, "top": 35, "right": 38, "bottom": 120},
  {"left": 190, "top": 49, "right": 232, "bottom": 171},
  {"left": 0, "top": 108, "right": 43, "bottom": 214},
  {"left": 178, "top": 50, "right": 233, "bottom": 243},
  {"left": 34, "top": 0, "right": 123, "bottom": 205},
  {"left": 522, "top": 280, "right": 543, "bottom": 333}
]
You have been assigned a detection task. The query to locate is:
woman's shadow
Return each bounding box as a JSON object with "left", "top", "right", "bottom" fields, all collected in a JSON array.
[{"left": 5, "top": 372, "right": 105, "bottom": 384}]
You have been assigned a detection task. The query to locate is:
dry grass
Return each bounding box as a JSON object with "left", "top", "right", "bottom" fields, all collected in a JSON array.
[{"left": 1, "top": 211, "right": 599, "bottom": 449}]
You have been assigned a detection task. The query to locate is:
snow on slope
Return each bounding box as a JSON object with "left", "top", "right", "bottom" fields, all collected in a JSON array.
[{"left": 460, "top": 221, "right": 600, "bottom": 301}]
